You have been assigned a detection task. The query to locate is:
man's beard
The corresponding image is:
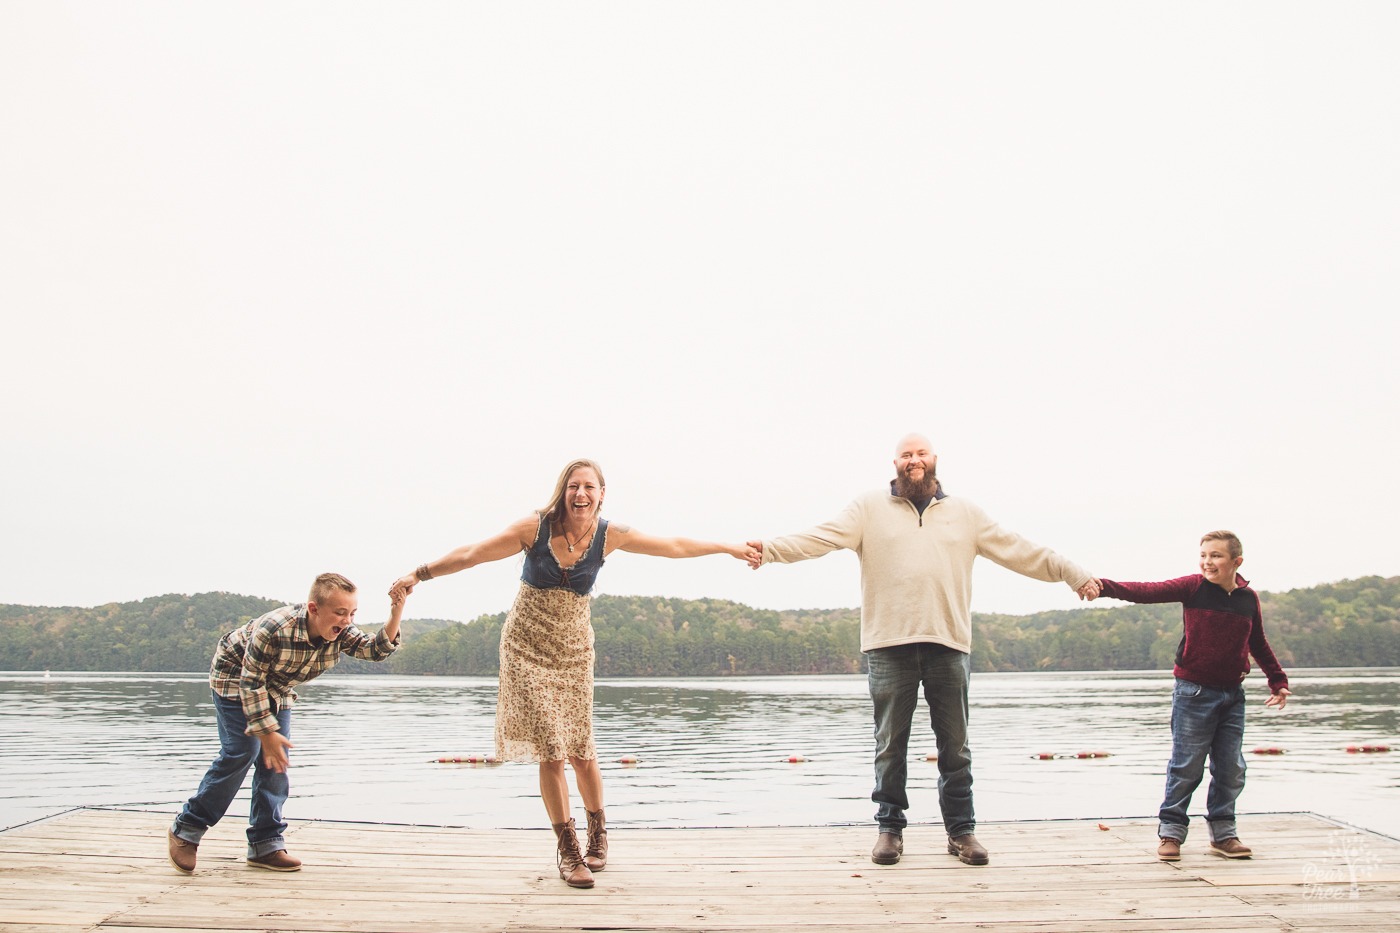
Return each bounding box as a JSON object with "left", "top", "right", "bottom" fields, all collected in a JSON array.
[{"left": 894, "top": 467, "right": 938, "bottom": 501}]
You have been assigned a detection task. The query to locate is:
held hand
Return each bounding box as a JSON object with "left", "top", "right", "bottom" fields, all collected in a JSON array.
[
  {"left": 744, "top": 540, "right": 764, "bottom": 570},
  {"left": 258, "top": 731, "right": 294, "bottom": 772},
  {"left": 728, "top": 542, "right": 762, "bottom": 567},
  {"left": 389, "top": 574, "right": 417, "bottom": 601},
  {"left": 1076, "top": 577, "right": 1102, "bottom": 601},
  {"left": 1265, "top": 687, "right": 1291, "bottom": 710}
]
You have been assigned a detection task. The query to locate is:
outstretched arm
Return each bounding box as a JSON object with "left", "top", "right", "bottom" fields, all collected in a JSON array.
[
  {"left": 1097, "top": 576, "right": 1200, "bottom": 604},
  {"left": 390, "top": 515, "right": 537, "bottom": 598},
  {"left": 608, "top": 524, "right": 758, "bottom": 563},
  {"left": 382, "top": 588, "right": 405, "bottom": 644},
  {"left": 756, "top": 499, "right": 864, "bottom": 567},
  {"left": 342, "top": 590, "right": 407, "bottom": 661}
]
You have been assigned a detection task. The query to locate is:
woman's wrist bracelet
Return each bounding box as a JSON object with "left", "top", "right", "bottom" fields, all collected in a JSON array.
[{"left": 415, "top": 563, "right": 434, "bottom": 582}]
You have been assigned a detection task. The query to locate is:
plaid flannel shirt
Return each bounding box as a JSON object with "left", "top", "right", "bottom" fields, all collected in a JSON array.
[{"left": 209, "top": 603, "right": 400, "bottom": 735}]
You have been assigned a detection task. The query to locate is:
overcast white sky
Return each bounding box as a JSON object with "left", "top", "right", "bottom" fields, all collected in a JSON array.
[{"left": 2, "top": 2, "right": 1397, "bottom": 627}]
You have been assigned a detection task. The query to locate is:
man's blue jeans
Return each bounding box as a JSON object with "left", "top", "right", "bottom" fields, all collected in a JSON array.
[
  {"left": 171, "top": 691, "right": 292, "bottom": 859},
  {"left": 1158, "top": 678, "right": 1246, "bottom": 843},
  {"left": 867, "top": 642, "right": 974, "bottom": 837}
]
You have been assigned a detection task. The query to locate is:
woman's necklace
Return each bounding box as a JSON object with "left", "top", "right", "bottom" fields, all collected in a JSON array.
[{"left": 563, "top": 519, "right": 597, "bottom": 553}]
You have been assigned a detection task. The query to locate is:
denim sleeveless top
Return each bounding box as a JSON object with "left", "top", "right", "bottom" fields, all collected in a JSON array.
[{"left": 520, "top": 515, "right": 608, "bottom": 596}]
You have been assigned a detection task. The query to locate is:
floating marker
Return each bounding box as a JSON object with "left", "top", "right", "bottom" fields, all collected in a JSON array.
[
  {"left": 924, "top": 753, "right": 939, "bottom": 761},
  {"left": 616, "top": 755, "right": 640, "bottom": 765},
  {"left": 1346, "top": 744, "right": 1391, "bottom": 753},
  {"left": 1251, "top": 746, "right": 1286, "bottom": 755},
  {"left": 1033, "top": 752, "right": 1057, "bottom": 760},
  {"left": 784, "top": 755, "right": 809, "bottom": 763},
  {"left": 434, "top": 754, "right": 500, "bottom": 764}
]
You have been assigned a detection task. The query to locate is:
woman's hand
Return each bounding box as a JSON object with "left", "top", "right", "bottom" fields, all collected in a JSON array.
[
  {"left": 727, "top": 542, "right": 762, "bottom": 567},
  {"left": 389, "top": 574, "right": 417, "bottom": 600}
]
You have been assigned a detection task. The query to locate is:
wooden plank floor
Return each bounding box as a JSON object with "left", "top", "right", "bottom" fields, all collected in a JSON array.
[{"left": 2, "top": 809, "right": 1398, "bottom": 932}]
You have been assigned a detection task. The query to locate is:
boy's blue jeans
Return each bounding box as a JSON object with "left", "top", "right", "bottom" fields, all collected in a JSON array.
[
  {"left": 867, "top": 643, "right": 975, "bottom": 838},
  {"left": 1158, "top": 678, "right": 1246, "bottom": 843},
  {"left": 171, "top": 691, "right": 292, "bottom": 859}
]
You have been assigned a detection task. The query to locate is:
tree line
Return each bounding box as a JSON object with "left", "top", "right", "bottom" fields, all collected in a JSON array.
[{"left": 2, "top": 575, "right": 1397, "bottom": 676}]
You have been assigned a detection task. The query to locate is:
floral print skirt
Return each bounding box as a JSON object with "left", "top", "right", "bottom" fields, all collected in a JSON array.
[{"left": 495, "top": 583, "right": 596, "bottom": 763}]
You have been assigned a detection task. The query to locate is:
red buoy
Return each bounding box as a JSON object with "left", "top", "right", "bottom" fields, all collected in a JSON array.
[{"left": 1251, "top": 746, "right": 1286, "bottom": 755}]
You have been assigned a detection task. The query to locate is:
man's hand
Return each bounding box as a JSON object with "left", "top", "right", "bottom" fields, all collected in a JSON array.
[
  {"left": 1265, "top": 687, "right": 1291, "bottom": 710},
  {"left": 1076, "top": 577, "right": 1102, "bottom": 601},
  {"left": 259, "top": 732, "right": 294, "bottom": 772},
  {"left": 744, "top": 540, "right": 764, "bottom": 570}
]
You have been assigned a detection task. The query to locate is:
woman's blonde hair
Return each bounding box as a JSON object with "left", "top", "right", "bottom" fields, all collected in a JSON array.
[{"left": 540, "top": 459, "right": 606, "bottom": 526}]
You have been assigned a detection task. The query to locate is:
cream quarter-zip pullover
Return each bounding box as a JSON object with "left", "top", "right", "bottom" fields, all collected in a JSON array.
[{"left": 761, "top": 489, "right": 1092, "bottom": 653}]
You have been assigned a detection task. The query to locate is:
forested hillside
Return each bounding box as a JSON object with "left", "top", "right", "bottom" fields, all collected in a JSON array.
[{"left": 2, "top": 576, "right": 1396, "bottom": 676}]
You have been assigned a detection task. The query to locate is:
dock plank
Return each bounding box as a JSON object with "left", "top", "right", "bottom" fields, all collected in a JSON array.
[{"left": 1, "top": 809, "right": 1396, "bottom": 931}]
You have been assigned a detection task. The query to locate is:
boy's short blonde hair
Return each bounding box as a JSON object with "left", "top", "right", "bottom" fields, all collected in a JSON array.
[
  {"left": 1200, "top": 530, "right": 1242, "bottom": 560},
  {"left": 309, "top": 572, "right": 356, "bottom": 604}
]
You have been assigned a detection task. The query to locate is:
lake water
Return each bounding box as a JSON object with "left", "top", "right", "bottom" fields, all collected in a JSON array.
[{"left": 2, "top": 668, "right": 1397, "bottom": 838}]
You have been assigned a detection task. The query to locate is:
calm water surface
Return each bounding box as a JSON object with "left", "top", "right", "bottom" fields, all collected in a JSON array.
[{"left": 2, "top": 669, "right": 1396, "bottom": 837}]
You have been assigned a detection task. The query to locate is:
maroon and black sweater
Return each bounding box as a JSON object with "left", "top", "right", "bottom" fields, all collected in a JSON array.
[{"left": 1099, "top": 574, "right": 1288, "bottom": 691}]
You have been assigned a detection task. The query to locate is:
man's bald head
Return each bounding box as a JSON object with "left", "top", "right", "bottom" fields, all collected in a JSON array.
[{"left": 895, "top": 433, "right": 932, "bottom": 457}]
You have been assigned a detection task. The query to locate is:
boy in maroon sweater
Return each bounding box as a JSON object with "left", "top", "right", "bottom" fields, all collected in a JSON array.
[{"left": 1095, "top": 531, "right": 1291, "bottom": 861}]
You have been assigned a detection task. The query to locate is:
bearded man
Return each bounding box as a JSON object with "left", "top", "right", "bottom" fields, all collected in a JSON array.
[{"left": 748, "top": 433, "right": 1098, "bottom": 866}]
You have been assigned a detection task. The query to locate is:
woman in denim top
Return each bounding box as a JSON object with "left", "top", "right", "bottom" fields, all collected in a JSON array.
[{"left": 391, "top": 459, "right": 756, "bottom": 888}]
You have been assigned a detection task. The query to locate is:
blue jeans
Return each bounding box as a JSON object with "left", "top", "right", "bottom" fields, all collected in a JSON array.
[
  {"left": 172, "top": 691, "right": 292, "bottom": 859},
  {"left": 1158, "top": 678, "right": 1246, "bottom": 843},
  {"left": 867, "top": 643, "right": 974, "bottom": 837}
]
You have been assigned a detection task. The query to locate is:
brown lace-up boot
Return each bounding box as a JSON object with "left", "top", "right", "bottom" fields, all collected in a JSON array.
[
  {"left": 552, "top": 818, "right": 595, "bottom": 888},
  {"left": 584, "top": 808, "right": 608, "bottom": 872}
]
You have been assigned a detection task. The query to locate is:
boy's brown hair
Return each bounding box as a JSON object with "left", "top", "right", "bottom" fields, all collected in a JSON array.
[
  {"left": 309, "top": 572, "right": 356, "bottom": 604},
  {"left": 1200, "top": 530, "right": 1242, "bottom": 560}
]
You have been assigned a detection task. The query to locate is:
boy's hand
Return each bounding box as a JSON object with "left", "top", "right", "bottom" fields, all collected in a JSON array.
[
  {"left": 258, "top": 732, "right": 294, "bottom": 772},
  {"left": 1265, "top": 687, "right": 1291, "bottom": 709},
  {"left": 1076, "top": 577, "right": 1102, "bottom": 600}
]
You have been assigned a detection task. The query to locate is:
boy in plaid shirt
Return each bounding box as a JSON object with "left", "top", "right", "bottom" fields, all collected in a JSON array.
[{"left": 167, "top": 572, "right": 403, "bottom": 873}]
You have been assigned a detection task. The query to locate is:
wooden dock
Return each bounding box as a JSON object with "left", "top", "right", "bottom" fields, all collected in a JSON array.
[{"left": 2, "top": 808, "right": 1398, "bottom": 932}]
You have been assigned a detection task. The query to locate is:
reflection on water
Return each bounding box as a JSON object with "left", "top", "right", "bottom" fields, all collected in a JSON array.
[{"left": 2, "top": 669, "right": 1396, "bottom": 837}]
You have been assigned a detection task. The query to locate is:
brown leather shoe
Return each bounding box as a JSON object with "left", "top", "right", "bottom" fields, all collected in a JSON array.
[
  {"left": 947, "top": 833, "right": 989, "bottom": 865},
  {"left": 552, "top": 818, "right": 595, "bottom": 888},
  {"left": 247, "top": 850, "right": 302, "bottom": 872},
  {"left": 584, "top": 808, "right": 608, "bottom": 872},
  {"left": 1209, "top": 837, "right": 1253, "bottom": 859},
  {"left": 871, "top": 831, "right": 903, "bottom": 865},
  {"left": 167, "top": 831, "right": 197, "bottom": 874},
  {"left": 1157, "top": 837, "right": 1182, "bottom": 861}
]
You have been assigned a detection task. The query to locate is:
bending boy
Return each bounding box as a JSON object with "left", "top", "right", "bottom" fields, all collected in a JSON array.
[{"left": 167, "top": 572, "right": 403, "bottom": 873}]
